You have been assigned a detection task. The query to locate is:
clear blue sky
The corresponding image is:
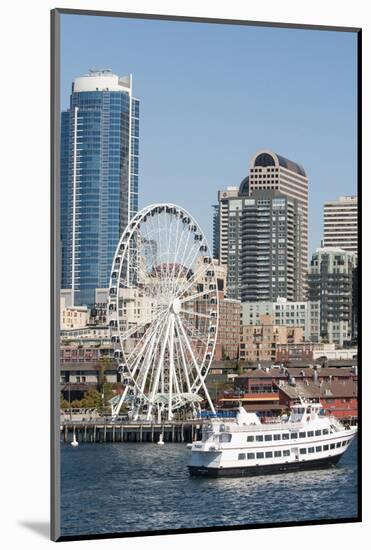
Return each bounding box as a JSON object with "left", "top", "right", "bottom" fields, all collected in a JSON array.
[{"left": 61, "top": 14, "right": 358, "bottom": 255}]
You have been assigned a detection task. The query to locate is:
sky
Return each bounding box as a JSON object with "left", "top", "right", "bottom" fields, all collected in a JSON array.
[{"left": 61, "top": 14, "right": 358, "bottom": 255}]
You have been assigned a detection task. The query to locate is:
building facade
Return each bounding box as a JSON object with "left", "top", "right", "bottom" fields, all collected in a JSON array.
[
  {"left": 241, "top": 297, "right": 320, "bottom": 342},
  {"left": 248, "top": 150, "right": 308, "bottom": 300},
  {"left": 61, "top": 69, "right": 140, "bottom": 306},
  {"left": 323, "top": 196, "right": 358, "bottom": 256},
  {"left": 239, "top": 314, "right": 304, "bottom": 363},
  {"left": 214, "top": 298, "right": 241, "bottom": 361},
  {"left": 240, "top": 190, "right": 303, "bottom": 303},
  {"left": 308, "top": 248, "right": 357, "bottom": 346}
]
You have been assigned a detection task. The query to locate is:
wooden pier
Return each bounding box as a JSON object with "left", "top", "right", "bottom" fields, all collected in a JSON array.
[{"left": 60, "top": 419, "right": 204, "bottom": 444}]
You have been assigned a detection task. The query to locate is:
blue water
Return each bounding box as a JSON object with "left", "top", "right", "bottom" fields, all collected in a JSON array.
[{"left": 60, "top": 438, "right": 358, "bottom": 537}]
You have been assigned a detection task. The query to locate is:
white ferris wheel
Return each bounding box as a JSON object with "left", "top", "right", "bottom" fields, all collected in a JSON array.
[{"left": 107, "top": 203, "right": 219, "bottom": 421}]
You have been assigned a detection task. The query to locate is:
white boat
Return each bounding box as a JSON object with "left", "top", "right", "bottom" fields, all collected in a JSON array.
[{"left": 188, "top": 399, "right": 357, "bottom": 477}]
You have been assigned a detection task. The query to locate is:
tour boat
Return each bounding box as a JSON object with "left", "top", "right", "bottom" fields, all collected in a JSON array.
[{"left": 188, "top": 399, "right": 357, "bottom": 477}]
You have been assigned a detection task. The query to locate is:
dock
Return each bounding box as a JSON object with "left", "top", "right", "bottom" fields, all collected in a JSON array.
[{"left": 60, "top": 419, "right": 204, "bottom": 444}]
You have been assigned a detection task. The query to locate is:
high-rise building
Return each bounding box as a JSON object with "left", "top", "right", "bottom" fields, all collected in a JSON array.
[
  {"left": 308, "top": 248, "right": 357, "bottom": 346},
  {"left": 322, "top": 196, "right": 358, "bottom": 256},
  {"left": 61, "top": 69, "right": 140, "bottom": 306},
  {"left": 249, "top": 150, "right": 308, "bottom": 299},
  {"left": 213, "top": 178, "right": 249, "bottom": 299},
  {"left": 240, "top": 190, "right": 303, "bottom": 303}
]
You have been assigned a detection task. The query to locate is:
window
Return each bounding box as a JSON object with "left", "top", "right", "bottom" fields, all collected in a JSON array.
[
  {"left": 256, "top": 435, "right": 264, "bottom": 442},
  {"left": 274, "top": 450, "right": 282, "bottom": 457},
  {"left": 316, "top": 446, "right": 322, "bottom": 452},
  {"left": 290, "top": 432, "right": 298, "bottom": 439},
  {"left": 307, "top": 431, "right": 314, "bottom": 437},
  {"left": 315, "top": 430, "right": 321, "bottom": 436},
  {"left": 219, "top": 433, "right": 232, "bottom": 443},
  {"left": 247, "top": 453, "right": 255, "bottom": 459},
  {"left": 330, "top": 443, "right": 335, "bottom": 449},
  {"left": 283, "top": 450, "right": 290, "bottom": 457},
  {"left": 299, "top": 432, "right": 306, "bottom": 439},
  {"left": 265, "top": 451, "right": 273, "bottom": 458},
  {"left": 274, "top": 434, "right": 281, "bottom": 441},
  {"left": 323, "top": 429, "right": 329, "bottom": 435},
  {"left": 247, "top": 435, "right": 254, "bottom": 442},
  {"left": 323, "top": 444, "right": 329, "bottom": 451},
  {"left": 238, "top": 453, "right": 246, "bottom": 460},
  {"left": 257, "top": 452, "right": 264, "bottom": 459},
  {"left": 282, "top": 433, "right": 289, "bottom": 440},
  {"left": 342, "top": 441, "right": 347, "bottom": 446},
  {"left": 300, "top": 448, "right": 307, "bottom": 455},
  {"left": 308, "top": 447, "right": 315, "bottom": 454},
  {"left": 336, "top": 442, "right": 341, "bottom": 448},
  {"left": 264, "top": 434, "right": 272, "bottom": 441}
]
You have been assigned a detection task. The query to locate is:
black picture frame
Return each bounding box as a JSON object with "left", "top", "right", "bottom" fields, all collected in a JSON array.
[{"left": 51, "top": 8, "right": 362, "bottom": 542}]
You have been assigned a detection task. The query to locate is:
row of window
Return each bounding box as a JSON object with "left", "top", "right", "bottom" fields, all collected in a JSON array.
[
  {"left": 246, "top": 429, "right": 329, "bottom": 442},
  {"left": 238, "top": 440, "right": 348, "bottom": 461}
]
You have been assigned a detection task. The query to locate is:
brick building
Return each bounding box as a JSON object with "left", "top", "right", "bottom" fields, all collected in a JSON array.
[{"left": 214, "top": 298, "right": 241, "bottom": 361}]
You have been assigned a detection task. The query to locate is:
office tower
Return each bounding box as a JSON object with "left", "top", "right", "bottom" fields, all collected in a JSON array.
[
  {"left": 308, "top": 248, "right": 357, "bottom": 346},
  {"left": 323, "top": 196, "right": 358, "bottom": 256},
  {"left": 249, "top": 150, "right": 308, "bottom": 299},
  {"left": 240, "top": 190, "right": 302, "bottom": 303},
  {"left": 61, "top": 69, "right": 139, "bottom": 306}
]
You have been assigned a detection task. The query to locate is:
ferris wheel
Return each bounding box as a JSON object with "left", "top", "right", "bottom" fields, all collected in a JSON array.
[{"left": 107, "top": 203, "right": 219, "bottom": 421}]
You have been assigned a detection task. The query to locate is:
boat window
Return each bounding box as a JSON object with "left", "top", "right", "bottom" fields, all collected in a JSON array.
[
  {"left": 316, "top": 446, "right": 322, "bottom": 452},
  {"left": 247, "top": 435, "right": 254, "bottom": 442},
  {"left": 330, "top": 443, "right": 335, "bottom": 449},
  {"left": 247, "top": 453, "right": 255, "bottom": 460},
  {"left": 274, "top": 434, "right": 281, "bottom": 441},
  {"left": 342, "top": 441, "right": 347, "bottom": 446},
  {"left": 299, "top": 432, "right": 306, "bottom": 438},
  {"left": 282, "top": 433, "right": 290, "bottom": 440},
  {"left": 257, "top": 452, "right": 264, "bottom": 459},
  {"left": 290, "top": 432, "right": 298, "bottom": 439},
  {"left": 306, "top": 407, "right": 311, "bottom": 414},
  {"left": 336, "top": 442, "right": 341, "bottom": 448},
  {"left": 256, "top": 435, "right": 263, "bottom": 442},
  {"left": 315, "top": 430, "right": 321, "bottom": 436},
  {"left": 238, "top": 453, "right": 246, "bottom": 460},
  {"left": 265, "top": 451, "right": 273, "bottom": 458},
  {"left": 307, "top": 431, "right": 314, "bottom": 437},
  {"left": 283, "top": 450, "right": 290, "bottom": 457},
  {"left": 264, "top": 434, "right": 272, "bottom": 441},
  {"left": 308, "top": 447, "right": 315, "bottom": 453},
  {"left": 219, "top": 433, "right": 232, "bottom": 443},
  {"left": 274, "top": 450, "right": 282, "bottom": 457},
  {"left": 323, "top": 429, "right": 329, "bottom": 435},
  {"left": 300, "top": 448, "right": 307, "bottom": 455},
  {"left": 323, "top": 444, "right": 329, "bottom": 451}
]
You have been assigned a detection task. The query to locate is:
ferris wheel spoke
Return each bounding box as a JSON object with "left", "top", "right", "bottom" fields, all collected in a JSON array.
[
  {"left": 179, "top": 289, "right": 212, "bottom": 304},
  {"left": 179, "top": 308, "right": 214, "bottom": 320},
  {"left": 174, "top": 317, "right": 195, "bottom": 392}
]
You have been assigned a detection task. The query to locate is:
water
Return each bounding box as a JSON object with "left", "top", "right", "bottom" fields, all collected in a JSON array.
[{"left": 60, "top": 439, "right": 358, "bottom": 537}]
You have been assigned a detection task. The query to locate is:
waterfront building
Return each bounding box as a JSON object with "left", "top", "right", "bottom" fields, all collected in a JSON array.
[
  {"left": 322, "top": 196, "right": 358, "bottom": 256},
  {"left": 239, "top": 314, "right": 304, "bottom": 363},
  {"left": 308, "top": 248, "right": 357, "bottom": 346},
  {"left": 214, "top": 298, "right": 241, "bottom": 361},
  {"left": 60, "top": 295, "right": 89, "bottom": 330},
  {"left": 241, "top": 297, "right": 320, "bottom": 342},
  {"left": 61, "top": 69, "right": 140, "bottom": 306},
  {"left": 240, "top": 190, "right": 303, "bottom": 303},
  {"left": 248, "top": 150, "right": 308, "bottom": 300}
]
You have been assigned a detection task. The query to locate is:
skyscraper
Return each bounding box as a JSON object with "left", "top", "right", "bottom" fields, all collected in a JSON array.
[
  {"left": 322, "top": 196, "right": 358, "bottom": 256},
  {"left": 308, "top": 248, "right": 357, "bottom": 346},
  {"left": 249, "top": 150, "right": 308, "bottom": 300},
  {"left": 240, "top": 190, "right": 302, "bottom": 302},
  {"left": 61, "top": 69, "right": 139, "bottom": 306}
]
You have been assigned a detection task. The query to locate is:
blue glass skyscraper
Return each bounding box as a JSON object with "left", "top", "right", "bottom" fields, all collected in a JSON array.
[{"left": 61, "top": 70, "right": 139, "bottom": 306}]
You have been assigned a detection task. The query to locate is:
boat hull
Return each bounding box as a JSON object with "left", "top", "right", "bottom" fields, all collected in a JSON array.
[{"left": 188, "top": 454, "right": 342, "bottom": 478}]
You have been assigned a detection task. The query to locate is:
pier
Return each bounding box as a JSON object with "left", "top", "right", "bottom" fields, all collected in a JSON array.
[{"left": 61, "top": 419, "right": 204, "bottom": 444}]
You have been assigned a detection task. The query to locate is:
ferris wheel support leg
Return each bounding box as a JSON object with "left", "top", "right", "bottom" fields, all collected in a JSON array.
[
  {"left": 168, "top": 314, "right": 175, "bottom": 421},
  {"left": 112, "top": 385, "right": 129, "bottom": 418},
  {"left": 176, "top": 317, "right": 216, "bottom": 415},
  {"left": 146, "top": 316, "right": 172, "bottom": 421}
]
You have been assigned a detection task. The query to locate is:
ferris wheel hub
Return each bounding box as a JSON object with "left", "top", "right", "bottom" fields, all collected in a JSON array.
[{"left": 171, "top": 297, "right": 181, "bottom": 315}]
